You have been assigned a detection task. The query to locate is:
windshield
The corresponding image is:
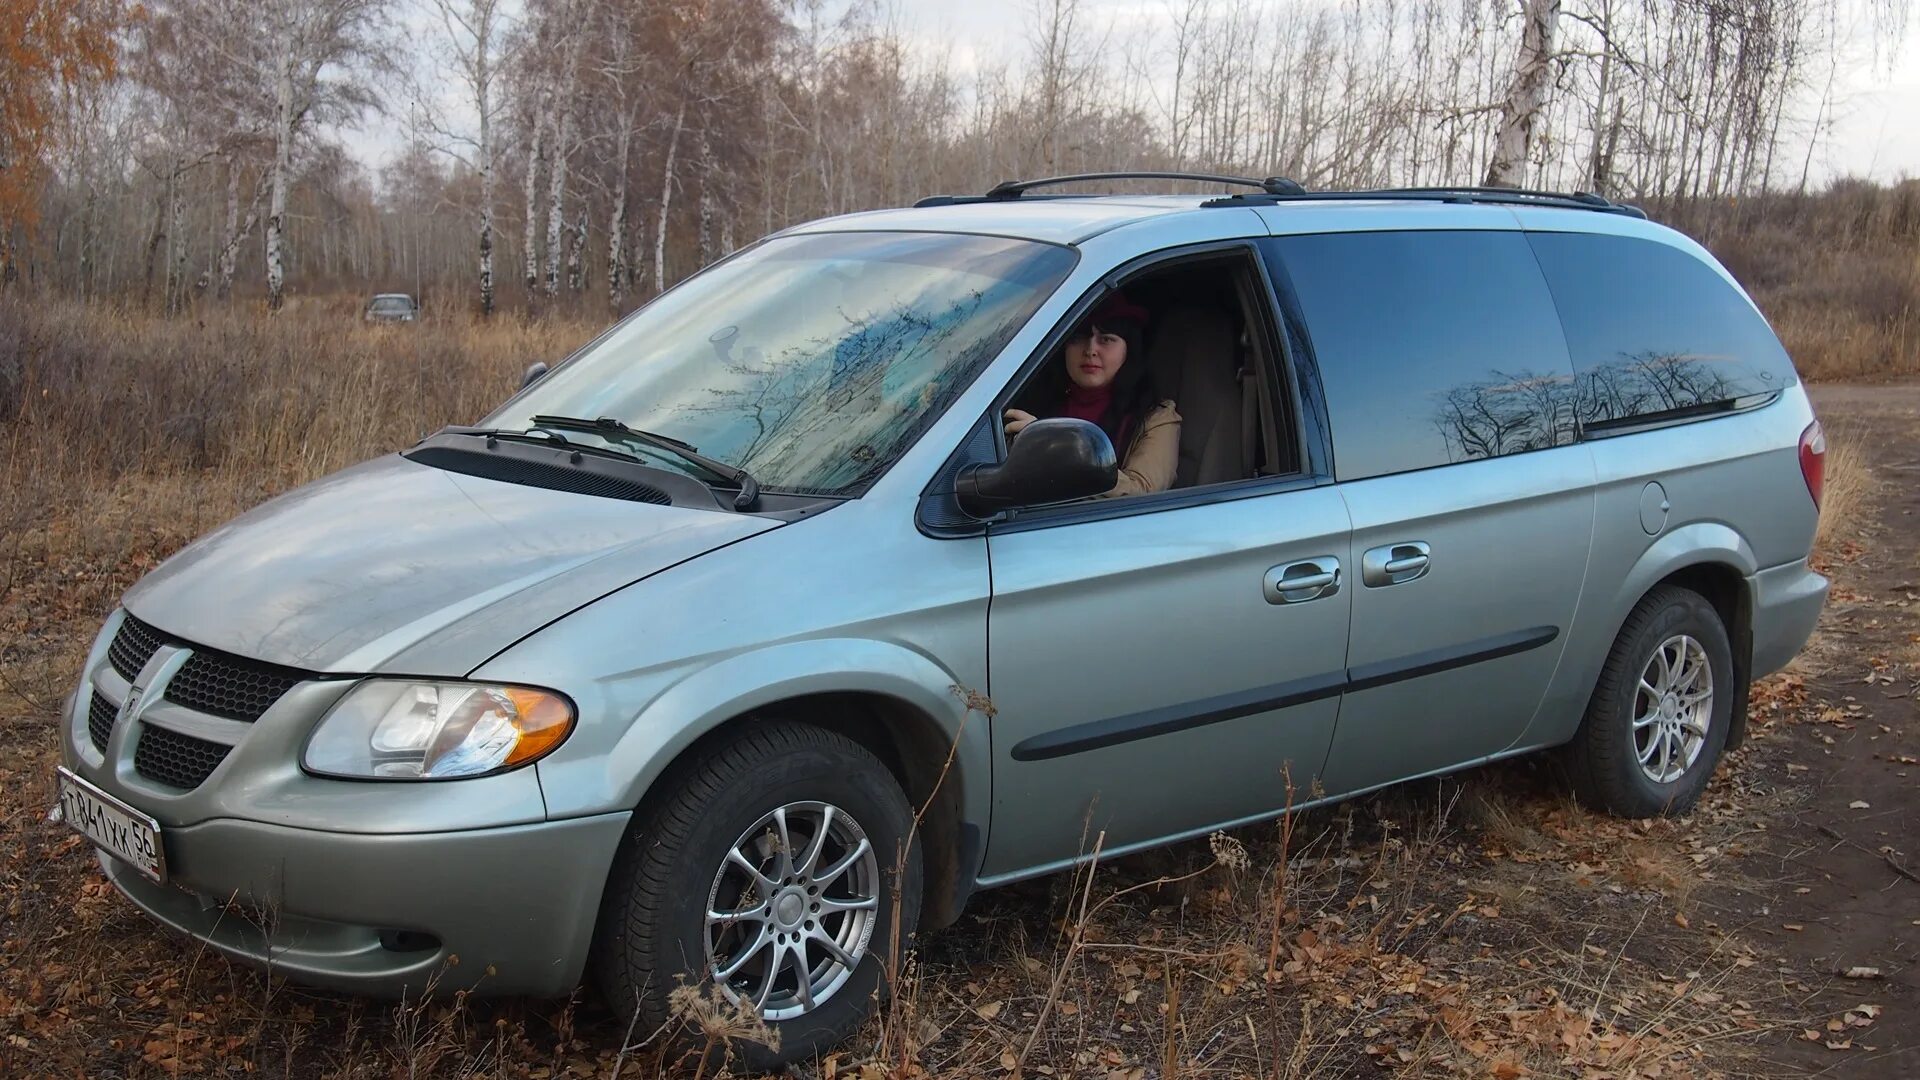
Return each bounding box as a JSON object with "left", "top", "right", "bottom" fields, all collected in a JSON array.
[
  {"left": 490, "top": 231, "right": 1077, "bottom": 495},
  {"left": 370, "top": 297, "right": 413, "bottom": 313}
]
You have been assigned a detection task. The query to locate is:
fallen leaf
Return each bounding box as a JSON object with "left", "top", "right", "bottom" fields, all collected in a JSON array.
[
  {"left": 1844, "top": 1005, "right": 1881, "bottom": 1028},
  {"left": 1674, "top": 912, "right": 1690, "bottom": 929},
  {"left": 1843, "top": 967, "right": 1883, "bottom": 980},
  {"left": 975, "top": 1001, "right": 1003, "bottom": 1021},
  {"left": 1825, "top": 1037, "right": 1853, "bottom": 1050},
  {"left": 1849, "top": 800, "right": 1871, "bottom": 809}
]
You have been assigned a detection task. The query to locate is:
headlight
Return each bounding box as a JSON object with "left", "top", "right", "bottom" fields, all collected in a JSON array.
[{"left": 303, "top": 680, "right": 575, "bottom": 780}]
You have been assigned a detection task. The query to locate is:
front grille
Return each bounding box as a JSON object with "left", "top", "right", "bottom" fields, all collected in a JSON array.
[
  {"left": 87, "top": 690, "right": 117, "bottom": 752},
  {"left": 108, "top": 616, "right": 168, "bottom": 681},
  {"left": 133, "top": 724, "right": 232, "bottom": 790},
  {"left": 106, "top": 614, "right": 309, "bottom": 722},
  {"left": 167, "top": 652, "right": 306, "bottom": 722}
]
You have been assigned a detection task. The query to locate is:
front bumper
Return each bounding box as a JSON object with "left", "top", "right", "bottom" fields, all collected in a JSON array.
[
  {"left": 98, "top": 811, "right": 630, "bottom": 998},
  {"left": 58, "top": 610, "right": 635, "bottom": 999},
  {"left": 1750, "top": 558, "right": 1829, "bottom": 678}
]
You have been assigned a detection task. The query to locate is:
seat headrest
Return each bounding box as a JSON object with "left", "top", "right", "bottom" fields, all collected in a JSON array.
[{"left": 1147, "top": 303, "right": 1238, "bottom": 391}]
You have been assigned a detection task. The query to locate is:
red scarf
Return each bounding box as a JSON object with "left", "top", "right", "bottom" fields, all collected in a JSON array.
[
  {"left": 1060, "top": 384, "right": 1111, "bottom": 425},
  {"left": 1057, "top": 384, "right": 1134, "bottom": 450}
]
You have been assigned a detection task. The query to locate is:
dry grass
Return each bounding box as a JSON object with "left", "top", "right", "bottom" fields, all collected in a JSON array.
[
  {"left": 0, "top": 297, "right": 601, "bottom": 541},
  {"left": 1814, "top": 425, "right": 1872, "bottom": 555},
  {"left": 1691, "top": 180, "right": 1920, "bottom": 382}
]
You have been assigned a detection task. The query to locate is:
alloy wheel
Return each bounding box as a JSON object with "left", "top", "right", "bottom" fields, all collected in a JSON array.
[
  {"left": 704, "top": 801, "right": 881, "bottom": 1021},
  {"left": 1632, "top": 633, "right": 1714, "bottom": 784}
]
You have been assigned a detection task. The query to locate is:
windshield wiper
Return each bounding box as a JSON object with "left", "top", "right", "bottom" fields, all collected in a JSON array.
[{"left": 529, "top": 415, "right": 761, "bottom": 510}]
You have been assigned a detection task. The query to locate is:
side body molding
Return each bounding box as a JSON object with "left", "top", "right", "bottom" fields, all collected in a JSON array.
[{"left": 539, "top": 637, "right": 992, "bottom": 839}]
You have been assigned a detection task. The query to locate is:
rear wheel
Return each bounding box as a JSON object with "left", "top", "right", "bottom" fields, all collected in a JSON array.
[
  {"left": 1566, "top": 585, "right": 1735, "bottom": 817},
  {"left": 593, "top": 721, "right": 921, "bottom": 1071}
]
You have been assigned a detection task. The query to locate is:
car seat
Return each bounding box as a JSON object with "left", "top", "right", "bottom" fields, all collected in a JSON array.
[{"left": 1147, "top": 302, "right": 1256, "bottom": 488}]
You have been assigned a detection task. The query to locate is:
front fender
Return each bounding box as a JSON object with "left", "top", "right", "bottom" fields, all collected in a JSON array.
[{"left": 537, "top": 637, "right": 992, "bottom": 834}]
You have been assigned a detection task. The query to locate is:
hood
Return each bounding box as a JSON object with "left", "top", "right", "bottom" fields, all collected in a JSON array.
[{"left": 123, "top": 454, "right": 778, "bottom": 675}]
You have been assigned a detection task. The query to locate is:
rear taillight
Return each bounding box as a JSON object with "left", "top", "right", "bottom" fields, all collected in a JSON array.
[{"left": 1799, "top": 420, "right": 1826, "bottom": 508}]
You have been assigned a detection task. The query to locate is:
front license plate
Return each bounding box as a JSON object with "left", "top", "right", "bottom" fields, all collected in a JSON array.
[{"left": 56, "top": 766, "right": 166, "bottom": 883}]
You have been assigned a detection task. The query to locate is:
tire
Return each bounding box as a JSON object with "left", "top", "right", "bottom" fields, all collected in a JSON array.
[
  {"left": 593, "top": 721, "right": 922, "bottom": 1072},
  {"left": 1565, "top": 585, "right": 1736, "bottom": 818}
]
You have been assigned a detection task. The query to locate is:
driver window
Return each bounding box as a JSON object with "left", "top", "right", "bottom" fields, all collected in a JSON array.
[{"left": 1002, "top": 254, "right": 1298, "bottom": 500}]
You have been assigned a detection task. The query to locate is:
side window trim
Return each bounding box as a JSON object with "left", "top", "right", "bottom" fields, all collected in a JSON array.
[{"left": 1253, "top": 240, "right": 1336, "bottom": 483}]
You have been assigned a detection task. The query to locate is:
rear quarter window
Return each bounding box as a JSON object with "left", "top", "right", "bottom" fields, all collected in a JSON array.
[
  {"left": 1525, "top": 232, "right": 1796, "bottom": 428},
  {"left": 1265, "top": 231, "right": 1577, "bottom": 481}
]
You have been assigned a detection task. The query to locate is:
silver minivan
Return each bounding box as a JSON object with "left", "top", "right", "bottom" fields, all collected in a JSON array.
[{"left": 55, "top": 176, "right": 1828, "bottom": 1067}]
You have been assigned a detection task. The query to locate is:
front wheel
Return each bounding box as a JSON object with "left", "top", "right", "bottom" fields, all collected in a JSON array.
[
  {"left": 1565, "top": 585, "right": 1735, "bottom": 817},
  {"left": 593, "top": 721, "right": 922, "bottom": 1071}
]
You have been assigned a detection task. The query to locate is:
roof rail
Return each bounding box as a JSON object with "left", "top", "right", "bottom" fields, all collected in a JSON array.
[
  {"left": 1199, "top": 184, "right": 1648, "bottom": 218},
  {"left": 914, "top": 171, "right": 1307, "bottom": 208}
]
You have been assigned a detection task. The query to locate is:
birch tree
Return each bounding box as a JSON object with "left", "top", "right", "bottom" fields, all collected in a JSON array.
[
  {"left": 541, "top": 2, "right": 585, "bottom": 297},
  {"left": 521, "top": 91, "right": 545, "bottom": 291},
  {"left": 428, "top": 0, "right": 512, "bottom": 315},
  {"left": 598, "top": 0, "right": 645, "bottom": 310},
  {"left": 252, "top": 0, "right": 387, "bottom": 310},
  {"left": 1486, "top": 0, "right": 1561, "bottom": 187}
]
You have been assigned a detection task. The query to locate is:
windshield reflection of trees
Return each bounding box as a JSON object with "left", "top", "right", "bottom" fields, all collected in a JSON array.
[
  {"left": 683, "top": 285, "right": 1023, "bottom": 493},
  {"left": 1434, "top": 352, "right": 1741, "bottom": 463}
]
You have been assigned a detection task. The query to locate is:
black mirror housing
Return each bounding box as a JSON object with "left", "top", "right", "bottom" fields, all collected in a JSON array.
[
  {"left": 956, "top": 418, "right": 1117, "bottom": 516},
  {"left": 520, "top": 362, "right": 550, "bottom": 390}
]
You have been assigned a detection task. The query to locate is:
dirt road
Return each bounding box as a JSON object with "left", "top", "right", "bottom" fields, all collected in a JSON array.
[{"left": 1745, "top": 381, "right": 1920, "bottom": 1075}]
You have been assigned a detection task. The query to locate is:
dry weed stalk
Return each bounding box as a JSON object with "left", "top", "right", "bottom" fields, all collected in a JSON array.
[{"left": 666, "top": 981, "right": 780, "bottom": 1080}]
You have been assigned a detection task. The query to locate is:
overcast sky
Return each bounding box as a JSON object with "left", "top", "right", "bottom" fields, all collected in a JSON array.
[
  {"left": 375, "top": 0, "right": 1920, "bottom": 186},
  {"left": 878, "top": 0, "right": 1920, "bottom": 184},
  {"left": 1817, "top": 35, "right": 1920, "bottom": 180}
]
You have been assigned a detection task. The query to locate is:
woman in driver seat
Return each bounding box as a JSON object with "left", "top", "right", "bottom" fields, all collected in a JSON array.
[{"left": 1003, "top": 293, "right": 1181, "bottom": 497}]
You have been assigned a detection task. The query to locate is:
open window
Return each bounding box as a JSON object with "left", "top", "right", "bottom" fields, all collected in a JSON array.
[{"left": 999, "top": 247, "right": 1303, "bottom": 502}]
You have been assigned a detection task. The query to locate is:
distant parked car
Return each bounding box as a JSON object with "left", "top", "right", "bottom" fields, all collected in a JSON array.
[
  {"left": 364, "top": 293, "right": 419, "bottom": 322},
  {"left": 56, "top": 173, "right": 1827, "bottom": 1069}
]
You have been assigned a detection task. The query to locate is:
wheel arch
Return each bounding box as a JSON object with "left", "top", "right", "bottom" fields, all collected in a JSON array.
[
  {"left": 601, "top": 639, "right": 992, "bottom": 931},
  {"left": 1590, "top": 524, "right": 1758, "bottom": 749}
]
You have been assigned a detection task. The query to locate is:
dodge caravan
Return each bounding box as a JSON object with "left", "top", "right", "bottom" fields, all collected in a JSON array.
[{"left": 54, "top": 175, "right": 1828, "bottom": 1067}]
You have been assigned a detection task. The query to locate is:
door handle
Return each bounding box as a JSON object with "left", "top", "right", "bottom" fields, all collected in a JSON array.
[
  {"left": 1264, "top": 557, "right": 1341, "bottom": 604},
  {"left": 1362, "top": 542, "right": 1431, "bottom": 587}
]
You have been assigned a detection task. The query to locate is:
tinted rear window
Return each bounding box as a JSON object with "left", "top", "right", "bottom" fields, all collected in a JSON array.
[
  {"left": 1526, "top": 232, "right": 1795, "bottom": 427},
  {"left": 1266, "top": 231, "right": 1576, "bottom": 480}
]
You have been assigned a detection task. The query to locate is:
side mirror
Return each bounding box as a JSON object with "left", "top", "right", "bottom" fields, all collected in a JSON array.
[
  {"left": 520, "top": 362, "right": 550, "bottom": 390},
  {"left": 956, "top": 418, "right": 1117, "bottom": 516}
]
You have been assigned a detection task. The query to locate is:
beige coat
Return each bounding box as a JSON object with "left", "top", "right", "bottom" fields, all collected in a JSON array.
[{"left": 1103, "top": 400, "right": 1182, "bottom": 498}]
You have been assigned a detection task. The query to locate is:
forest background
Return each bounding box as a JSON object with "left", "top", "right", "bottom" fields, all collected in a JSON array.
[{"left": 0, "top": 0, "right": 1915, "bottom": 331}]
